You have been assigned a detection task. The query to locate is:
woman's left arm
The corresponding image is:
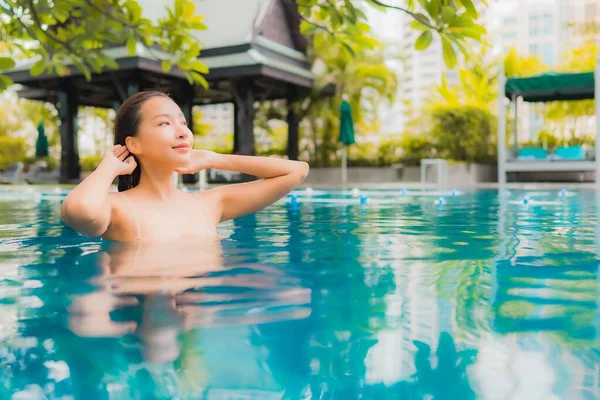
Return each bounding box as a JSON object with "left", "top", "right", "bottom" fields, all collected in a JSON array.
[{"left": 177, "top": 151, "right": 309, "bottom": 222}]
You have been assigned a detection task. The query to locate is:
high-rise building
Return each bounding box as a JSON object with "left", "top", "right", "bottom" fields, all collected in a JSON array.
[
  {"left": 387, "top": 0, "right": 599, "bottom": 139},
  {"left": 397, "top": 18, "right": 459, "bottom": 121},
  {"left": 390, "top": 3, "right": 489, "bottom": 134},
  {"left": 488, "top": 0, "right": 599, "bottom": 69}
]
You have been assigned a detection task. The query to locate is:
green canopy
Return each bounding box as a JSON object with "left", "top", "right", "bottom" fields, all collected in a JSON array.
[
  {"left": 338, "top": 99, "right": 355, "bottom": 145},
  {"left": 35, "top": 122, "right": 49, "bottom": 158},
  {"left": 505, "top": 71, "right": 594, "bottom": 102}
]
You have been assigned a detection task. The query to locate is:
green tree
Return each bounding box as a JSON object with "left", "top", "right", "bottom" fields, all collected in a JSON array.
[
  {"left": 396, "top": 47, "right": 542, "bottom": 166},
  {"left": 300, "top": 27, "right": 398, "bottom": 166},
  {"left": 430, "top": 47, "right": 549, "bottom": 110},
  {"left": 191, "top": 107, "right": 215, "bottom": 137},
  {"left": 0, "top": 89, "right": 59, "bottom": 162},
  {"left": 429, "top": 104, "right": 496, "bottom": 163},
  {"left": 252, "top": 14, "right": 399, "bottom": 166},
  {"left": 0, "top": 0, "right": 208, "bottom": 89},
  {"left": 503, "top": 47, "right": 549, "bottom": 78},
  {"left": 430, "top": 48, "right": 499, "bottom": 109},
  {"left": 543, "top": 39, "right": 596, "bottom": 141},
  {"left": 296, "top": 0, "right": 488, "bottom": 69}
]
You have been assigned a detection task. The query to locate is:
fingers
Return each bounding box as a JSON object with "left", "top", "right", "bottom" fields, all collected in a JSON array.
[
  {"left": 112, "top": 145, "right": 132, "bottom": 162},
  {"left": 175, "top": 166, "right": 192, "bottom": 174},
  {"left": 117, "top": 150, "right": 130, "bottom": 161},
  {"left": 112, "top": 145, "right": 129, "bottom": 159},
  {"left": 126, "top": 156, "right": 137, "bottom": 167},
  {"left": 123, "top": 156, "right": 137, "bottom": 175}
]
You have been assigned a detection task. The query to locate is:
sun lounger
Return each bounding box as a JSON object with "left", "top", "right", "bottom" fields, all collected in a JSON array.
[
  {"left": 0, "top": 162, "right": 24, "bottom": 184},
  {"left": 551, "top": 146, "right": 586, "bottom": 161},
  {"left": 517, "top": 147, "right": 548, "bottom": 160}
]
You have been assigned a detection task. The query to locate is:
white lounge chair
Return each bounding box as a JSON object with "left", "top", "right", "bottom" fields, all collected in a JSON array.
[{"left": 0, "top": 162, "right": 24, "bottom": 184}]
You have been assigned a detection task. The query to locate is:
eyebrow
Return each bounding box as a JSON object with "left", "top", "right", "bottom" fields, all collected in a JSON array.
[{"left": 152, "top": 113, "right": 185, "bottom": 120}]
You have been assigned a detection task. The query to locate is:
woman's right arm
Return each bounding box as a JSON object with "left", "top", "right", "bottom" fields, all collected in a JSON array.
[{"left": 61, "top": 145, "right": 136, "bottom": 237}]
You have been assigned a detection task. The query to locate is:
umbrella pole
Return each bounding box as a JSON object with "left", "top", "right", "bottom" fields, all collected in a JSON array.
[{"left": 342, "top": 145, "right": 347, "bottom": 184}]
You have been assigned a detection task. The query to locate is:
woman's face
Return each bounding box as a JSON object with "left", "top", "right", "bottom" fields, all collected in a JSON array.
[{"left": 130, "top": 96, "right": 194, "bottom": 169}]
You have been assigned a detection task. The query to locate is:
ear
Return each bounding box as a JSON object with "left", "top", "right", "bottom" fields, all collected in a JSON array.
[{"left": 125, "top": 136, "right": 142, "bottom": 155}]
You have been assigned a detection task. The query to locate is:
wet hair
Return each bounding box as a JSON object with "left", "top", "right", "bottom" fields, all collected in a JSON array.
[{"left": 114, "top": 90, "right": 171, "bottom": 192}]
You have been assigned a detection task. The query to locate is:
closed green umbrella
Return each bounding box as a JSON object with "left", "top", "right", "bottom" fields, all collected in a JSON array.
[
  {"left": 339, "top": 98, "right": 355, "bottom": 184},
  {"left": 35, "top": 122, "right": 49, "bottom": 158}
]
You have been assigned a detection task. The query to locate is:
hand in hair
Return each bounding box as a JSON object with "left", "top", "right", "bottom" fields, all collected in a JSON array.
[
  {"left": 174, "top": 149, "right": 216, "bottom": 175},
  {"left": 61, "top": 146, "right": 132, "bottom": 237},
  {"left": 106, "top": 145, "right": 138, "bottom": 176}
]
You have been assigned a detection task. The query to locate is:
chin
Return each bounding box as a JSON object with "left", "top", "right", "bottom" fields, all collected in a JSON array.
[{"left": 172, "top": 155, "right": 191, "bottom": 168}]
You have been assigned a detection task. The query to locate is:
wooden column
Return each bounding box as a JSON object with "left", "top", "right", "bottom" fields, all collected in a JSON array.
[
  {"left": 286, "top": 87, "right": 299, "bottom": 160},
  {"left": 57, "top": 81, "right": 80, "bottom": 183},
  {"left": 233, "top": 101, "right": 239, "bottom": 154},
  {"left": 180, "top": 84, "right": 197, "bottom": 184},
  {"left": 233, "top": 79, "right": 256, "bottom": 155},
  {"left": 180, "top": 84, "right": 195, "bottom": 134}
]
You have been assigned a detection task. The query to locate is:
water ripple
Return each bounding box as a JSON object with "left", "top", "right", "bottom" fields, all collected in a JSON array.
[{"left": 0, "top": 189, "right": 600, "bottom": 398}]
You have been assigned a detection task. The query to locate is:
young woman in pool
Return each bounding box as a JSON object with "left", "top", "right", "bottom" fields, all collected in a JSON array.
[{"left": 61, "top": 90, "right": 309, "bottom": 242}]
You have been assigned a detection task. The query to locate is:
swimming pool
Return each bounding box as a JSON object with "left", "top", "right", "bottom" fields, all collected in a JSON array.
[{"left": 1, "top": 187, "right": 599, "bottom": 399}]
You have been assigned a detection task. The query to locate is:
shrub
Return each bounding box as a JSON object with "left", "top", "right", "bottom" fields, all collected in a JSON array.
[
  {"left": 0, "top": 137, "right": 27, "bottom": 170},
  {"left": 398, "top": 132, "right": 435, "bottom": 166},
  {"left": 80, "top": 154, "right": 104, "bottom": 172},
  {"left": 429, "top": 105, "right": 497, "bottom": 164},
  {"left": 257, "top": 147, "right": 287, "bottom": 157},
  {"left": 566, "top": 134, "right": 595, "bottom": 147},
  {"left": 377, "top": 139, "right": 403, "bottom": 166},
  {"left": 348, "top": 142, "right": 378, "bottom": 167},
  {"left": 520, "top": 132, "right": 594, "bottom": 150},
  {"left": 345, "top": 139, "right": 403, "bottom": 167},
  {"left": 536, "top": 130, "right": 561, "bottom": 150}
]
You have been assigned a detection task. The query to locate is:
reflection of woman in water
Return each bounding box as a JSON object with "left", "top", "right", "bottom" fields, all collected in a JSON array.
[
  {"left": 60, "top": 90, "right": 308, "bottom": 242},
  {"left": 68, "top": 239, "right": 312, "bottom": 356},
  {"left": 63, "top": 239, "right": 313, "bottom": 397}
]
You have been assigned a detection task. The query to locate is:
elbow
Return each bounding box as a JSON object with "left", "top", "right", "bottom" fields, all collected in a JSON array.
[
  {"left": 294, "top": 161, "right": 309, "bottom": 182},
  {"left": 60, "top": 199, "right": 109, "bottom": 238}
]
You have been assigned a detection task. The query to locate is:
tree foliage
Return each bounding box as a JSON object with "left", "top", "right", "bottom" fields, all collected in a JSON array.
[
  {"left": 296, "top": 0, "right": 488, "bottom": 69},
  {"left": 297, "top": 21, "right": 398, "bottom": 166},
  {"left": 542, "top": 39, "right": 596, "bottom": 139},
  {"left": 429, "top": 105, "right": 496, "bottom": 163},
  {"left": 0, "top": 136, "right": 27, "bottom": 169},
  {"left": 430, "top": 48, "right": 498, "bottom": 108},
  {"left": 503, "top": 47, "right": 549, "bottom": 78},
  {"left": 0, "top": 0, "right": 208, "bottom": 89}
]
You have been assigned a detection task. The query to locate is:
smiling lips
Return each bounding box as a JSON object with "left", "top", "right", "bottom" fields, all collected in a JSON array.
[{"left": 172, "top": 143, "right": 190, "bottom": 152}]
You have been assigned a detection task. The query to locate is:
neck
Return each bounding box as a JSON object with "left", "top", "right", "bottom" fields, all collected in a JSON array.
[{"left": 135, "top": 163, "right": 178, "bottom": 200}]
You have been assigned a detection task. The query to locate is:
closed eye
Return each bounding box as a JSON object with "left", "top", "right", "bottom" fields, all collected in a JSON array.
[{"left": 181, "top": 120, "right": 187, "bottom": 126}]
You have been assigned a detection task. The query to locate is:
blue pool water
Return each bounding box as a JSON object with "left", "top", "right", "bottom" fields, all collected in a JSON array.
[{"left": 1, "top": 188, "right": 600, "bottom": 399}]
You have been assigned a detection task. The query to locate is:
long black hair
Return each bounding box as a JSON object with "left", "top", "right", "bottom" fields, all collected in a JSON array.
[{"left": 114, "top": 90, "right": 171, "bottom": 192}]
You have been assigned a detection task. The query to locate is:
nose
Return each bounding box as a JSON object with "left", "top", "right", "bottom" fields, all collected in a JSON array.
[{"left": 176, "top": 125, "right": 189, "bottom": 140}]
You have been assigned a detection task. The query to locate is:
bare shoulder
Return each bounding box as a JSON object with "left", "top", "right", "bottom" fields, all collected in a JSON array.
[{"left": 102, "top": 192, "right": 135, "bottom": 241}]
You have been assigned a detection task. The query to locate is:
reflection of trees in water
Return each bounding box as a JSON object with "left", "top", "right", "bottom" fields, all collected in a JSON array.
[
  {"left": 364, "top": 332, "right": 477, "bottom": 400},
  {"left": 0, "top": 249, "right": 133, "bottom": 398},
  {"left": 276, "top": 204, "right": 397, "bottom": 398},
  {"left": 492, "top": 256, "right": 599, "bottom": 347},
  {"left": 17, "top": 190, "right": 600, "bottom": 397},
  {"left": 491, "top": 190, "right": 600, "bottom": 348}
]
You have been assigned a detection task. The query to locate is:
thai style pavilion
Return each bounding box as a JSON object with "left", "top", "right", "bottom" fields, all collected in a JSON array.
[{"left": 5, "top": 0, "right": 314, "bottom": 182}]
